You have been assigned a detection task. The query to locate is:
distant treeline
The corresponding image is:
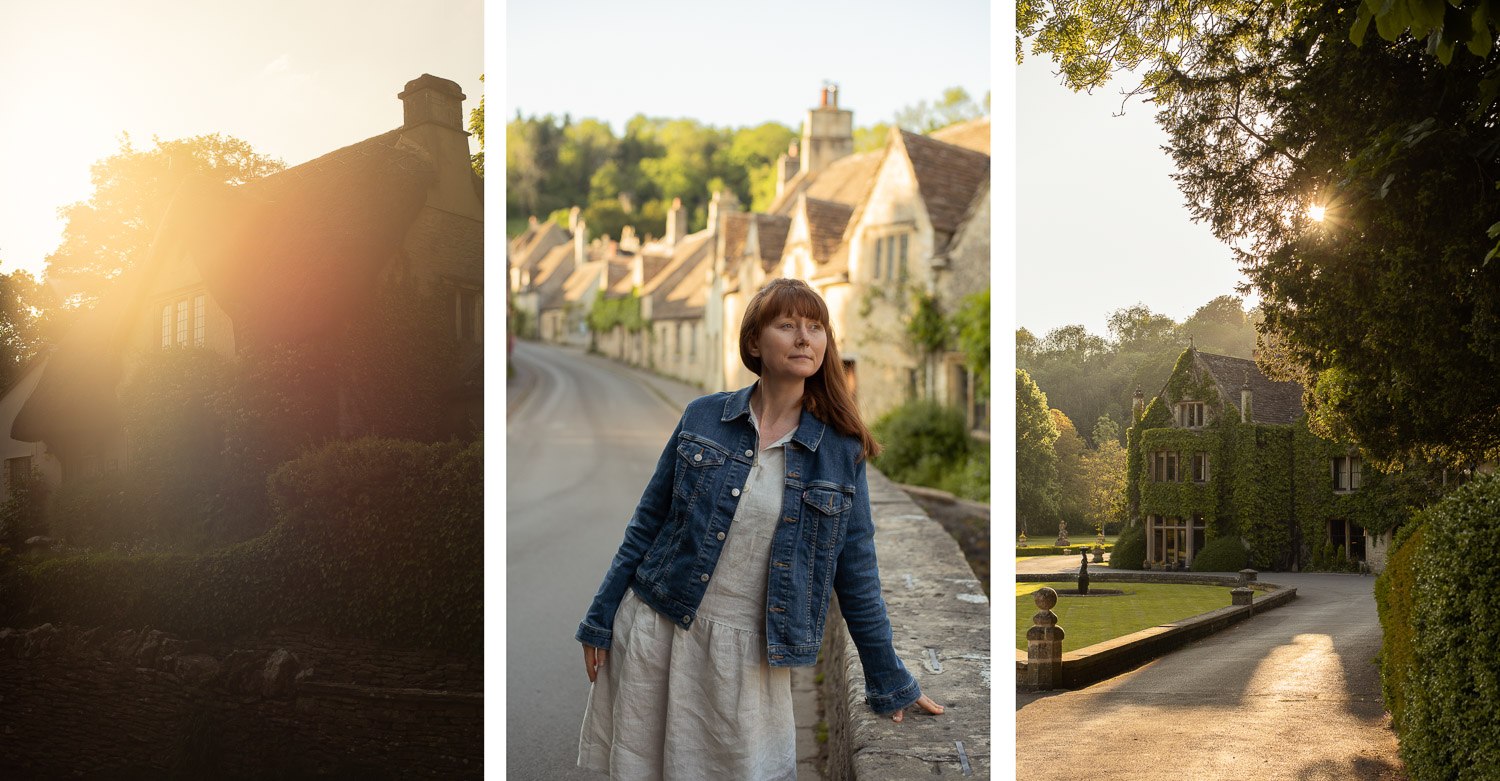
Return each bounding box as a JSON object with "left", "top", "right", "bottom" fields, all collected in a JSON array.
[{"left": 1018, "top": 295, "right": 1261, "bottom": 446}]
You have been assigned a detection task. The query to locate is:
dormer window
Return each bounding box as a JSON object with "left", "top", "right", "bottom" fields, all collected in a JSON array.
[
  {"left": 161, "top": 293, "right": 206, "bottom": 348},
  {"left": 1178, "top": 402, "right": 1205, "bottom": 428},
  {"left": 869, "top": 231, "right": 910, "bottom": 281}
]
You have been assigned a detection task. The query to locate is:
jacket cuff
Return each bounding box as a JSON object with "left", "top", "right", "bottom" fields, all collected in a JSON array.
[
  {"left": 576, "top": 621, "right": 612, "bottom": 650},
  {"left": 865, "top": 674, "right": 921, "bottom": 715}
]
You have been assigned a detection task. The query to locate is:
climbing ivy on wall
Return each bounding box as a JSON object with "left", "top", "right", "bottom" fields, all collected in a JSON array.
[
  {"left": 1163, "top": 350, "right": 1221, "bottom": 409},
  {"left": 588, "top": 289, "right": 647, "bottom": 334}
]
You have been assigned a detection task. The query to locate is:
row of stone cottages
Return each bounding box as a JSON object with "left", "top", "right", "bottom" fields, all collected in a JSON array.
[
  {"left": 507, "top": 87, "right": 990, "bottom": 434},
  {"left": 1127, "top": 344, "right": 1491, "bottom": 574},
  {"left": 0, "top": 74, "right": 484, "bottom": 504}
]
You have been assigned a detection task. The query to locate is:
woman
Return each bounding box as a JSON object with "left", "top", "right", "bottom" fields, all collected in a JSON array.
[{"left": 576, "top": 278, "right": 943, "bottom": 780}]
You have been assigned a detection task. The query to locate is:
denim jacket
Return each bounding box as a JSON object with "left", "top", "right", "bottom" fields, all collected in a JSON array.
[{"left": 576, "top": 382, "right": 921, "bottom": 714}]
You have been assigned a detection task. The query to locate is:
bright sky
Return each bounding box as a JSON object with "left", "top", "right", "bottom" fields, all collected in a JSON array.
[
  {"left": 0, "top": 0, "right": 483, "bottom": 281},
  {"left": 506, "top": 0, "right": 990, "bottom": 136},
  {"left": 1016, "top": 57, "right": 1252, "bottom": 340}
]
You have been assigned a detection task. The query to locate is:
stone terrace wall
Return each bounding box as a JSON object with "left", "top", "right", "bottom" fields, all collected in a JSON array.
[
  {"left": 822, "top": 467, "right": 991, "bottom": 779},
  {"left": 0, "top": 623, "right": 481, "bottom": 779}
]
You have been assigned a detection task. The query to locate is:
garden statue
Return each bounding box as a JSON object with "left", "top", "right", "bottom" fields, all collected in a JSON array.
[
  {"left": 1055, "top": 520, "right": 1069, "bottom": 547},
  {"left": 1078, "top": 549, "right": 1091, "bottom": 596},
  {"left": 1018, "top": 531, "right": 1028, "bottom": 547}
]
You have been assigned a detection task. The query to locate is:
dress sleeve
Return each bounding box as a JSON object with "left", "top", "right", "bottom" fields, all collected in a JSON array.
[
  {"left": 831, "top": 457, "right": 922, "bottom": 714},
  {"left": 575, "top": 413, "right": 684, "bottom": 649}
]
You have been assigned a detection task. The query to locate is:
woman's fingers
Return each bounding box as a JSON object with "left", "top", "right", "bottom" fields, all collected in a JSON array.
[
  {"left": 891, "top": 695, "right": 945, "bottom": 722},
  {"left": 582, "top": 645, "right": 607, "bottom": 683}
]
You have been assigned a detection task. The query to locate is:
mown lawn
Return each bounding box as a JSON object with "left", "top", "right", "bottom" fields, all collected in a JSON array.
[{"left": 1016, "top": 581, "right": 1238, "bottom": 653}]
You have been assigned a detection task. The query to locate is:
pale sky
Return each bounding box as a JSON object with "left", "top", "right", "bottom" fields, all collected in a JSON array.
[
  {"left": 1016, "top": 57, "right": 1251, "bottom": 339},
  {"left": 0, "top": 0, "right": 483, "bottom": 281},
  {"left": 506, "top": 0, "right": 990, "bottom": 136}
]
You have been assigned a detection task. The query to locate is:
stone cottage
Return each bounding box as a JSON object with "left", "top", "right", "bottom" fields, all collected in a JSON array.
[{"left": 4, "top": 73, "right": 483, "bottom": 492}]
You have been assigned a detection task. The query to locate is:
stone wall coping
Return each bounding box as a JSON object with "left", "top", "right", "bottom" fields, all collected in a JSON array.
[
  {"left": 1015, "top": 575, "right": 1297, "bottom": 689},
  {"left": 297, "top": 681, "right": 483, "bottom": 707},
  {"left": 823, "top": 466, "right": 990, "bottom": 779}
]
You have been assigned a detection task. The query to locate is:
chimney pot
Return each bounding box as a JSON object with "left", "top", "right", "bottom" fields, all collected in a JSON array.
[{"left": 397, "top": 73, "right": 467, "bottom": 132}]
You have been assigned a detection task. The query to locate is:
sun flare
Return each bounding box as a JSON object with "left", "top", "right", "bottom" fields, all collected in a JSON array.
[{"left": 1308, "top": 204, "right": 1327, "bottom": 222}]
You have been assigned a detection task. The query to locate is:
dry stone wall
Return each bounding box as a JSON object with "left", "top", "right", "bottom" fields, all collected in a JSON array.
[{"left": 0, "top": 623, "right": 481, "bottom": 779}]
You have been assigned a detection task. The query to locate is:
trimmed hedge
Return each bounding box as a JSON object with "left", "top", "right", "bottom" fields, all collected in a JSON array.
[
  {"left": 1016, "top": 544, "right": 1112, "bottom": 558},
  {"left": 1386, "top": 475, "right": 1500, "bottom": 777},
  {"left": 1190, "top": 535, "right": 1248, "bottom": 573},
  {"left": 1, "top": 438, "right": 482, "bottom": 653},
  {"left": 1109, "top": 523, "right": 1147, "bottom": 570},
  {"left": 1375, "top": 521, "right": 1424, "bottom": 733}
]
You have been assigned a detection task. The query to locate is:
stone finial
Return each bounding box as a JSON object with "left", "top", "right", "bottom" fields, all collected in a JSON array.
[
  {"left": 1026, "top": 588, "right": 1065, "bottom": 691},
  {"left": 1132, "top": 386, "right": 1145, "bottom": 421},
  {"left": 1240, "top": 371, "right": 1253, "bottom": 423},
  {"left": 1231, "top": 587, "right": 1255, "bottom": 607},
  {"left": 1238, "top": 568, "right": 1258, "bottom": 585}
]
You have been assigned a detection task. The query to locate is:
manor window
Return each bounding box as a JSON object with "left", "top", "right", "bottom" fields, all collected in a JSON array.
[
  {"left": 1333, "top": 456, "right": 1362, "bottom": 492},
  {"left": 873, "top": 237, "right": 883, "bottom": 279},
  {"left": 161, "top": 293, "right": 206, "bottom": 348},
  {"left": 898, "top": 233, "right": 909, "bottom": 280},
  {"left": 1178, "top": 402, "right": 1206, "bottom": 428},
  {"left": 1192, "top": 451, "right": 1210, "bottom": 482},
  {"left": 1151, "top": 450, "right": 1180, "bottom": 482}
]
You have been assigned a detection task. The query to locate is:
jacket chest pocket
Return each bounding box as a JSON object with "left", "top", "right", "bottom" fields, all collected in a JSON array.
[
  {"left": 800, "top": 484, "right": 852, "bottom": 549},
  {"left": 673, "top": 438, "right": 727, "bottom": 499}
]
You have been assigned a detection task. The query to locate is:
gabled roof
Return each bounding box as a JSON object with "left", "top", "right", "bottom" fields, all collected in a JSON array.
[
  {"left": 559, "top": 260, "right": 608, "bottom": 306},
  {"left": 651, "top": 239, "right": 714, "bottom": 321},
  {"left": 929, "top": 117, "right": 991, "bottom": 155},
  {"left": 769, "top": 148, "right": 883, "bottom": 215},
  {"left": 721, "top": 213, "right": 791, "bottom": 279},
  {"left": 899, "top": 130, "right": 990, "bottom": 243},
  {"left": 802, "top": 197, "right": 854, "bottom": 266},
  {"left": 1193, "top": 349, "right": 1306, "bottom": 426},
  {"left": 532, "top": 243, "right": 575, "bottom": 310},
  {"left": 509, "top": 220, "right": 569, "bottom": 272}
]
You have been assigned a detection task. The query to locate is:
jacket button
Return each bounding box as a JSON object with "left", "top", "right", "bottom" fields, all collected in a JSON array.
[
  {"left": 700, "top": 573, "right": 710, "bottom": 582},
  {"left": 732, "top": 488, "right": 741, "bottom": 497},
  {"left": 694, "top": 453, "right": 703, "bottom": 462},
  {"left": 717, "top": 532, "right": 726, "bottom": 541},
  {"left": 682, "top": 615, "right": 691, "bottom": 625},
  {"left": 745, "top": 449, "right": 753, "bottom": 457}
]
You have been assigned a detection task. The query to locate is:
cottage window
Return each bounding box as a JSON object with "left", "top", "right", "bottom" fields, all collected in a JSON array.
[
  {"left": 161, "top": 292, "right": 207, "bottom": 348},
  {"left": 1192, "top": 451, "right": 1210, "bottom": 482},
  {"left": 5, "top": 456, "right": 31, "bottom": 493},
  {"left": 1333, "top": 456, "right": 1362, "bottom": 491},
  {"left": 873, "top": 238, "right": 883, "bottom": 279},
  {"left": 674, "top": 322, "right": 683, "bottom": 358},
  {"left": 1151, "top": 450, "right": 1180, "bottom": 482},
  {"left": 1178, "top": 402, "right": 1206, "bottom": 428},
  {"left": 689, "top": 323, "right": 697, "bottom": 363},
  {"left": 898, "top": 234, "right": 909, "bottom": 280}
]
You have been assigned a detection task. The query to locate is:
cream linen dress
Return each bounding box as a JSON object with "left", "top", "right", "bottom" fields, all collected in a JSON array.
[{"left": 577, "top": 408, "right": 797, "bottom": 781}]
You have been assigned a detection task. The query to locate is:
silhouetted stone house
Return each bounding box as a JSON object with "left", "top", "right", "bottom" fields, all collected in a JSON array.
[{"left": 6, "top": 74, "right": 483, "bottom": 490}]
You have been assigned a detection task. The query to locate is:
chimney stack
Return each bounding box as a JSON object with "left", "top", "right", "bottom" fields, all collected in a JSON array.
[
  {"left": 574, "top": 218, "right": 588, "bottom": 270},
  {"left": 708, "top": 189, "right": 740, "bottom": 235},
  {"left": 620, "top": 225, "right": 640, "bottom": 254},
  {"left": 666, "top": 197, "right": 687, "bottom": 246},
  {"left": 1241, "top": 373, "right": 1253, "bottom": 424},
  {"left": 398, "top": 74, "right": 467, "bottom": 131},
  {"left": 1132, "top": 387, "right": 1145, "bottom": 422},
  {"left": 568, "top": 206, "right": 581, "bottom": 233},
  {"left": 775, "top": 142, "right": 800, "bottom": 202},
  {"left": 801, "top": 83, "right": 853, "bottom": 175}
]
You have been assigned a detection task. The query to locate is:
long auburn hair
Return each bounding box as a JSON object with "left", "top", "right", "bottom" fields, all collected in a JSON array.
[{"left": 740, "top": 279, "right": 881, "bottom": 461}]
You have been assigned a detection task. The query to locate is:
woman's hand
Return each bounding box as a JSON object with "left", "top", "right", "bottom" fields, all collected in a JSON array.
[
  {"left": 582, "top": 644, "right": 608, "bottom": 683},
  {"left": 891, "top": 694, "right": 944, "bottom": 722}
]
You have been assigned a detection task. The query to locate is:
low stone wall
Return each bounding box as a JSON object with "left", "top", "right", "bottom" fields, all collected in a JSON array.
[
  {"left": 0, "top": 623, "right": 481, "bottom": 778},
  {"left": 822, "top": 467, "right": 990, "bottom": 779},
  {"left": 1016, "top": 572, "right": 1297, "bottom": 690}
]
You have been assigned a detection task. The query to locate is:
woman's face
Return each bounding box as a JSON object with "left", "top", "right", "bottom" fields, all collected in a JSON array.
[{"left": 751, "top": 311, "right": 827, "bottom": 383}]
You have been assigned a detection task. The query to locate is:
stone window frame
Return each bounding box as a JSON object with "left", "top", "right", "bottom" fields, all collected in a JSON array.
[
  {"left": 866, "top": 224, "right": 914, "bottom": 283},
  {"left": 1150, "top": 450, "right": 1181, "bottom": 483},
  {"left": 1177, "top": 401, "right": 1206, "bottom": 428},
  {"left": 1333, "top": 455, "right": 1362, "bottom": 492},
  {"left": 159, "top": 291, "right": 207, "bottom": 349},
  {"left": 1191, "top": 451, "right": 1211, "bottom": 483}
]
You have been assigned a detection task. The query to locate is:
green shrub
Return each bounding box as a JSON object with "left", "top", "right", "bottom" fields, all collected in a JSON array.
[
  {"left": 872, "top": 401, "right": 986, "bottom": 501},
  {"left": 1375, "top": 521, "right": 1424, "bottom": 732},
  {"left": 1393, "top": 475, "right": 1500, "bottom": 777},
  {"left": 1016, "top": 544, "right": 1112, "bottom": 558},
  {"left": 2, "top": 437, "right": 482, "bottom": 653},
  {"left": 0, "top": 468, "right": 49, "bottom": 548},
  {"left": 1190, "top": 535, "right": 1248, "bottom": 573},
  {"left": 1109, "top": 523, "right": 1147, "bottom": 570}
]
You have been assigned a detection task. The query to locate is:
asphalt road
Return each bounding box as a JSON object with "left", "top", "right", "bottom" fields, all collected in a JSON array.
[
  {"left": 506, "top": 341, "right": 685, "bottom": 780},
  {"left": 1016, "top": 571, "right": 1406, "bottom": 780}
]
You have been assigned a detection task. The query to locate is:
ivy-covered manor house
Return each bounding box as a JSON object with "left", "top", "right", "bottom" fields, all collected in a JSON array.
[{"left": 1126, "top": 345, "right": 1405, "bottom": 573}]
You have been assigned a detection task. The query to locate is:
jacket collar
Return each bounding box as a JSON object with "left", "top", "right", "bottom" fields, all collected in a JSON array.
[{"left": 722, "top": 381, "right": 826, "bottom": 452}]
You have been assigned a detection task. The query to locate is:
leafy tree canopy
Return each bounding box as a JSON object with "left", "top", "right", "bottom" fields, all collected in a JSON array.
[
  {"left": 1017, "top": 369, "right": 1061, "bottom": 534},
  {"left": 46, "top": 133, "right": 284, "bottom": 309}
]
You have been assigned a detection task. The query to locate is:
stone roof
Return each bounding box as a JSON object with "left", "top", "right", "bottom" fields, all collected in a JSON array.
[
  {"left": 509, "top": 220, "right": 569, "bottom": 271},
  {"left": 1193, "top": 349, "right": 1306, "bottom": 426},
  {"left": 929, "top": 117, "right": 991, "bottom": 155},
  {"left": 652, "top": 241, "right": 714, "bottom": 321},
  {"left": 769, "top": 148, "right": 883, "bottom": 215},
  {"left": 900, "top": 130, "right": 990, "bottom": 243},
  {"left": 532, "top": 243, "right": 575, "bottom": 310},
  {"left": 559, "top": 260, "right": 607, "bottom": 307},
  {"left": 722, "top": 213, "right": 791, "bottom": 278},
  {"left": 802, "top": 197, "right": 855, "bottom": 266}
]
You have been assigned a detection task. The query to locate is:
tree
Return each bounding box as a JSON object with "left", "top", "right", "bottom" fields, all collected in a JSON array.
[
  {"left": 894, "top": 86, "right": 986, "bottom": 133},
  {"left": 1051, "top": 408, "right": 1089, "bottom": 532},
  {"left": 1079, "top": 438, "right": 1128, "bottom": 536},
  {"left": 470, "top": 75, "right": 484, "bottom": 177},
  {"left": 0, "top": 268, "right": 58, "bottom": 388},
  {"left": 1017, "top": 369, "right": 1061, "bottom": 535},
  {"left": 46, "top": 134, "right": 284, "bottom": 308},
  {"left": 953, "top": 290, "right": 991, "bottom": 396},
  {"left": 1092, "top": 414, "right": 1121, "bottom": 448}
]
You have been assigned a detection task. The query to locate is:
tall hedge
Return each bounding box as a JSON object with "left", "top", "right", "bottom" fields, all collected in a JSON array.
[
  {"left": 1387, "top": 475, "right": 1500, "bottom": 778},
  {"left": 2, "top": 438, "right": 482, "bottom": 653},
  {"left": 1109, "top": 523, "right": 1146, "bottom": 570},
  {"left": 1374, "top": 521, "right": 1424, "bottom": 732}
]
